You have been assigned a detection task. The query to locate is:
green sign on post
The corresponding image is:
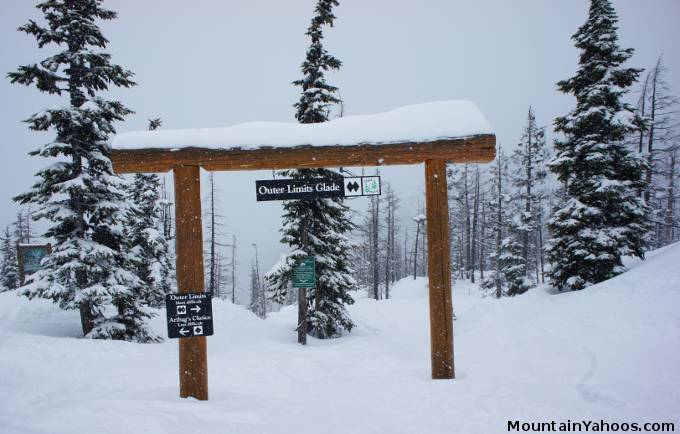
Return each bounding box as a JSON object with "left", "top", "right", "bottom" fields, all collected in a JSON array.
[{"left": 293, "top": 256, "right": 316, "bottom": 289}]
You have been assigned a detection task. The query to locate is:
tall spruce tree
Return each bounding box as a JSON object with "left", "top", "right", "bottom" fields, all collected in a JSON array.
[
  {"left": 266, "top": 0, "right": 356, "bottom": 338},
  {"left": 1, "top": 226, "right": 19, "bottom": 291},
  {"left": 500, "top": 217, "right": 531, "bottom": 296},
  {"left": 125, "top": 173, "right": 174, "bottom": 308},
  {"left": 249, "top": 259, "right": 266, "bottom": 319},
  {"left": 124, "top": 118, "right": 174, "bottom": 308},
  {"left": 506, "top": 106, "right": 549, "bottom": 290},
  {"left": 481, "top": 145, "right": 510, "bottom": 297},
  {"left": 13, "top": 210, "right": 34, "bottom": 244},
  {"left": 292, "top": 0, "right": 342, "bottom": 124},
  {"left": 8, "top": 0, "right": 157, "bottom": 341},
  {"left": 447, "top": 165, "right": 472, "bottom": 279},
  {"left": 546, "top": 0, "right": 648, "bottom": 290}
]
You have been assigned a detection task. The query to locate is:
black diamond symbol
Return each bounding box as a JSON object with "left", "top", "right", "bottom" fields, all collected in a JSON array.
[{"left": 347, "top": 181, "right": 359, "bottom": 192}]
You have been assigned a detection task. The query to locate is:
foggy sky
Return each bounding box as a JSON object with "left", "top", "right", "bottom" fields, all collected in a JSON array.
[{"left": 1, "top": 0, "right": 678, "bottom": 297}]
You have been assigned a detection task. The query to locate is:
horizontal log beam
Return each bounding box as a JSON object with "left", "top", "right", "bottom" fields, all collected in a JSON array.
[{"left": 110, "top": 134, "right": 495, "bottom": 174}]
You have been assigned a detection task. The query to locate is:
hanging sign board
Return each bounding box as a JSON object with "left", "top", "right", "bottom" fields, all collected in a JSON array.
[
  {"left": 342, "top": 176, "right": 381, "bottom": 197},
  {"left": 292, "top": 256, "right": 316, "bottom": 289},
  {"left": 255, "top": 176, "right": 380, "bottom": 201},
  {"left": 17, "top": 243, "right": 51, "bottom": 285},
  {"left": 165, "top": 293, "right": 214, "bottom": 339}
]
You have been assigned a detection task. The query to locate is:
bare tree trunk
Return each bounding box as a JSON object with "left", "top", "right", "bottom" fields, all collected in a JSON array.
[
  {"left": 403, "top": 227, "right": 409, "bottom": 281},
  {"left": 231, "top": 235, "right": 237, "bottom": 303},
  {"left": 463, "top": 166, "right": 471, "bottom": 279},
  {"left": 372, "top": 196, "right": 380, "bottom": 299},
  {"left": 25, "top": 209, "right": 32, "bottom": 243},
  {"left": 458, "top": 234, "right": 464, "bottom": 279},
  {"left": 162, "top": 176, "right": 174, "bottom": 240},
  {"left": 216, "top": 252, "right": 222, "bottom": 299},
  {"left": 385, "top": 193, "right": 391, "bottom": 299},
  {"left": 664, "top": 151, "right": 677, "bottom": 245},
  {"left": 470, "top": 167, "right": 479, "bottom": 283},
  {"left": 638, "top": 73, "right": 649, "bottom": 155},
  {"left": 644, "top": 59, "right": 660, "bottom": 205},
  {"left": 413, "top": 221, "right": 420, "bottom": 280},
  {"left": 480, "top": 198, "right": 485, "bottom": 282},
  {"left": 523, "top": 122, "right": 533, "bottom": 273},
  {"left": 208, "top": 173, "right": 216, "bottom": 297},
  {"left": 536, "top": 199, "right": 545, "bottom": 284},
  {"left": 495, "top": 154, "right": 503, "bottom": 299},
  {"left": 420, "top": 218, "right": 427, "bottom": 276},
  {"left": 391, "top": 193, "right": 397, "bottom": 283}
]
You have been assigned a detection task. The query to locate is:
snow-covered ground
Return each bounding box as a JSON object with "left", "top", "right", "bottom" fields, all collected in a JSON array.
[{"left": 1, "top": 244, "right": 679, "bottom": 434}]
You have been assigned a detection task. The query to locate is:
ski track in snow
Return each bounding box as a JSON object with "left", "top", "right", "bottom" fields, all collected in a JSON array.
[{"left": 1, "top": 245, "right": 679, "bottom": 433}]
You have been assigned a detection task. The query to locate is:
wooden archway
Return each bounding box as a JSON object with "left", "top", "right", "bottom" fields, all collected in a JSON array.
[{"left": 111, "top": 133, "right": 496, "bottom": 400}]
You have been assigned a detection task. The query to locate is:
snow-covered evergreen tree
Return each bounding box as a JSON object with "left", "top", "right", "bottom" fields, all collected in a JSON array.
[
  {"left": 546, "top": 0, "right": 648, "bottom": 291},
  {"left": 1, "top": 226, "right": 19, "bottom": 291},
  {"left": 265, "top": 0, "right": 356, "bottom": 338},
  {"left": 122, "top": 112, "right": 174, "bottom": 309},
  {"left": 500, "top": 218, "right": 531, "bottom": 296},
  {"left": 125, "top": 173, "right": 174, "bottom": 308},
  {"left": 383, "top": 183, "right": 400, "bottom": 297},
  {"left": 12, "top": 210, "right": 35, "bottom": 244},
  {"left": 265, "top": 171, "right": 357, "bottom": 338},
  {"left": 507, "top": 106, "right": 549, "bottom": 288},
  {"left": 365, "top": 188, "right": 383, "bottom": 299},
  {"left": 481, "top": 145, "right": 510, "bottom": 297},
  {"left": 447, "top": 165, "right": 472, "bottom": 279},
  {"left": 292, "top": 0, "right": 342, "bottom": 124},
  {"left": 9, "top": 0, "right": 157, "bottom": 341},
  {"left": 148, "top": 117, "right": 162, "bottom": 131},
  {"left": 249, "top": 259, "right": 266, "bottom": 319},
  {"left": 412, "top": 213, "right": 427, "bottom": 278}
]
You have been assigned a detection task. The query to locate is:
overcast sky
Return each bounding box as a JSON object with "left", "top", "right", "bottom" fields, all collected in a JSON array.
[{"left": 1, "top": 0, "right": 678, "bottom": 298}]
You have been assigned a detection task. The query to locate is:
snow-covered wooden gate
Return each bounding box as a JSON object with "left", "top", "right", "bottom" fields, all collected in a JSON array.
[{"left": 110, "top": 101, "right": 496, "bottom": 400}]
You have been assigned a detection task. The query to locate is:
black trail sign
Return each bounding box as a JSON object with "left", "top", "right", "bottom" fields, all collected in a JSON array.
[
  {"left": 165, "top": 293, "right": 214, "bottom": 339},
  {"left": 255, "top": 176, "right": 380, "bottom": 201}
]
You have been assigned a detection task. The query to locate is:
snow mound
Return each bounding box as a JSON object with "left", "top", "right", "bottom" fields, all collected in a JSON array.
[
  {"left": 0, "top": 244, "right": 678, "bottom": 433},
  {"left": 112, "top": 100, "right": 493, "bottom": 150}
]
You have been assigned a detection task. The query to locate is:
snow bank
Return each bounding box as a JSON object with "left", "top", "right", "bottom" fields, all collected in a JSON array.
[
  {"left": 0, "top": 244, "right": 678, "bottom": 433},
  {"left": 112, "top": 100, "right": 493, "bottom": 150}
]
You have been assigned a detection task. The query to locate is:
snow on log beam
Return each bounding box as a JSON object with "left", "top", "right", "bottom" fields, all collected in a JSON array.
[{"left": 110, "top": 100, "right": 496, "bottom": 173}]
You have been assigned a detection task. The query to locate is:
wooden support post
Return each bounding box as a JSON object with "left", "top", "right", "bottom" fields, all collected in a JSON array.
[
  {"left": 297, "top": 288, "right": 307, "bottom": 345},
  {"left": 425, "top": 159, "right": 455, "bottom": 379},
  {"left": 173, "top": 165, "right": 209, "bottom": 400}
]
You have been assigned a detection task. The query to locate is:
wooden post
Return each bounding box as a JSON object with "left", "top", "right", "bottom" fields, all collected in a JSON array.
[
  {"left": 425, "top": 159, "right": 455, "bottom": 379},
  {"left": 173, "top": 165, "right": 209, "bottom": 400},
  {"left": 297, "top": 288, "right": 307, "bottom": 345},
  {"left": 297, "top": 212, "right": 310, "bottom": 345}
]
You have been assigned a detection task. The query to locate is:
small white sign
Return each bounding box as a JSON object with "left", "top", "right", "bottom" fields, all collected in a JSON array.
[
  {"left": 176, "top": 305, "right": 187, "bottom": 315},
  {"left": 343, "top": 177, "right": 362, "bottom": 197},
  {"left": 362, "top": 176, "right": 381, "bottom": 196}
]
